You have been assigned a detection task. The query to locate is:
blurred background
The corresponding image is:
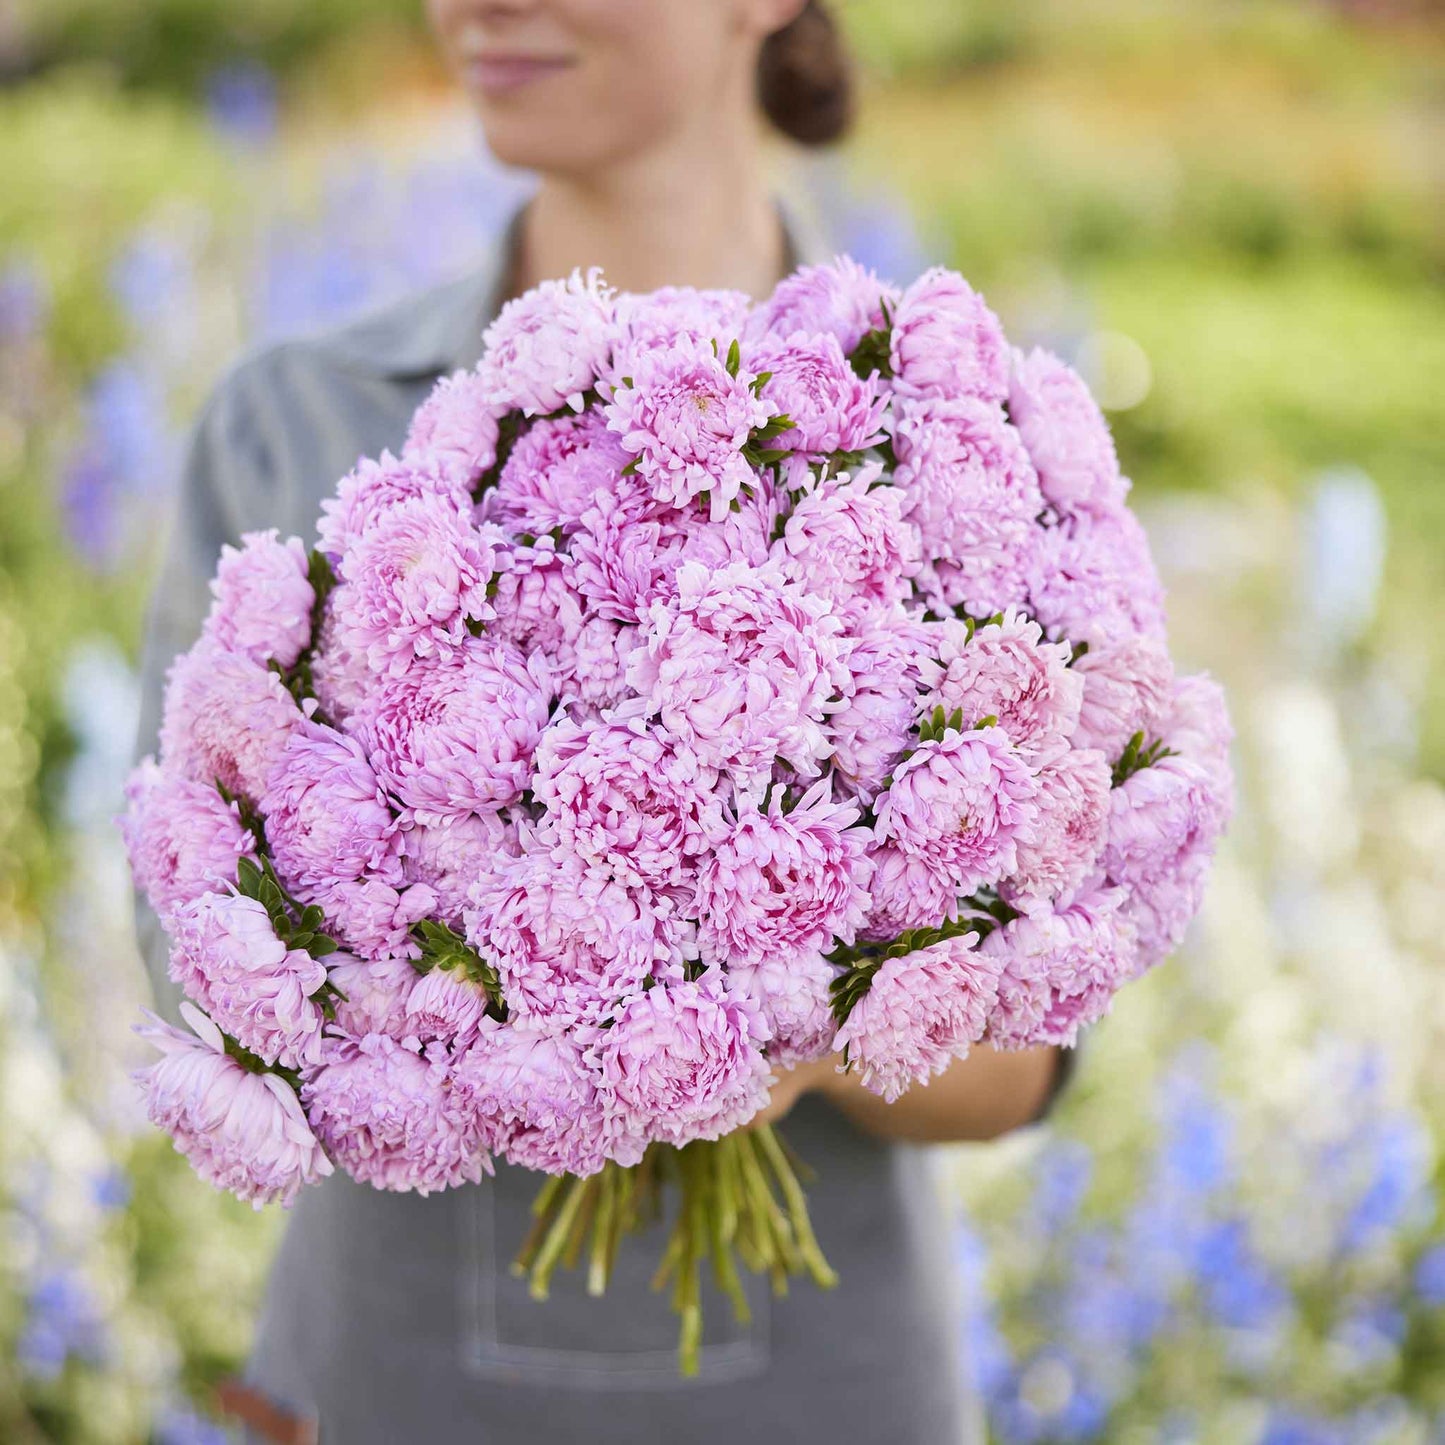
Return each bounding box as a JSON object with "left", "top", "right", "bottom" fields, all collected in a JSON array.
[{"left": 0, "top": 1, "right": 1442, "bottom": 1440}]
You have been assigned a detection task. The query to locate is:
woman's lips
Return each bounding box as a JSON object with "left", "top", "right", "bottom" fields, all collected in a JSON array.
[{"left": 464, "top": 54, "right": 576, "bottom": 97}]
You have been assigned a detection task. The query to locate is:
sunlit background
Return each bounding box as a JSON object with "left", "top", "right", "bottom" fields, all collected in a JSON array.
[{"left": 1, "top": 1, "right": 1442, "bottom": 1440}]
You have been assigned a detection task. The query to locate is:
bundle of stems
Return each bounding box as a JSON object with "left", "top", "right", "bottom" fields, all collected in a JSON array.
[{"left": 511, "top": 1125, "right": 837, "bottom": 1376}]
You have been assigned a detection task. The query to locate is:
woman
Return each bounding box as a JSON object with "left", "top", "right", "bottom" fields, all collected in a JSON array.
[{"left": 132, "top": 3, "right": 1073, "bottom": 1440}]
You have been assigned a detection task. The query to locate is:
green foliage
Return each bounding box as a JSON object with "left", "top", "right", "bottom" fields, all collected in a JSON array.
[{"left": 411, "top": 918, "right": 506, "bottom": 1016}]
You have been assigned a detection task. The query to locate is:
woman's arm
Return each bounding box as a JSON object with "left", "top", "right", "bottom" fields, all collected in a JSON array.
[{"left": 758, "top": 1043, "right": 1071, "bottom": 1143}]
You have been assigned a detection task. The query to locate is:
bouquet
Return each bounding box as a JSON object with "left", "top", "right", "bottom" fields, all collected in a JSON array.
[{"left": 122, "top": 257, "right": 1232, "bottom": 1373}]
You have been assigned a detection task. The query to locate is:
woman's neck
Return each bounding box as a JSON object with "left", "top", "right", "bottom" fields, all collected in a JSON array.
[{"left": 514, "top": 116, "right": 789, "bottom": 301}]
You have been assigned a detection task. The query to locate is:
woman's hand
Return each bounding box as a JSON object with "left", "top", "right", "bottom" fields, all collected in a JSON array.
[{"left": 751, "top": 1054, "right": 841, "bottom": 1129}]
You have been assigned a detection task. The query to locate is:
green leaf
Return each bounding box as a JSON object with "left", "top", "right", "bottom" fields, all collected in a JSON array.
[{"left": 725, "top": 338, "right": 741, "bottom": 378}]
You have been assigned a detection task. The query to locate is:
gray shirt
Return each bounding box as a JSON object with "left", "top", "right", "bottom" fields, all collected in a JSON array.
[{"left": 133, "top": 204, "right": 984, "bottom": 1444}]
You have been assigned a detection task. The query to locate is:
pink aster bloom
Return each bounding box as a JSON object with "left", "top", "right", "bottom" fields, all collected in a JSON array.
[
  {"left": 1009, "top": 347, "right": 1127, "bottom": 517},
  {"left": 120, "top": 758, "right": 257, "bottom": 918},
  {"left": 302, "top": 1032, "right": 490, "bottom": 1194},
  {"left": 1071, "top": 635, "right": 1175, "bottom": 758},
  {"left": 482, "top": 409, "right": 634, "bottom": 539},
  {"left": 1124, "top": 848, "right": 1213, "bottom": 974},
  {"left": 889, "top": 267, "right": 1009, "bottom": 405},
  {"left": 1104, "top": 753, "right": 1230, "bottom": 891},
  {"left": 1027, "top": 506, "right": 1167, "bottom": 651},
  {"left": 260, "top": 719, "right": 401, "bottom": 893},
  {"left": 202, "top": 529, "right": 314, "bottom": 669},
  {"left": 833, "top": 933, "right": 1001, "bottom": 1103},
  {"left": 604, "top": 336, "right": 774, "bottom": 522},
  {"left": 327, "top": 492, "right": 501, "bottom": 676},
  {"left": 311, "top": 876, "right": 436, "bottom": 963},
  {"left": 610, "top": 286, "right": 752, "bottom": 378},
  {"left": 627, "top": 560, "right": 848, "bottom": 791},
  {"left": 570, "top": 617, "right": 642, "bottom": 711},
  {"left": 917, "top": 609, "right": 1083, "bottom": 759},
  {"left": 159, "top": 643, "right": 301, "bottom": 801},
  {"left": 1003, "top": 749, "right": 1112, "bottom": 914},
  {"left": 858, "top": 840, "right": 960, "bottom": 940},
  {"left": 589, "top": 973, "right": 771, "bottom": 1147},
  {"left": 775, "top": 464, "right": 922, "bottom": 612},
  {"left": 893, "top": 397, "right": 1043, "bottom": 617},
  {"left": 326, "top": 953, "right": 418, "bottom": 1041},
  {"left": 317, "top": 451, "right": 470, "bottom": 570},
  {"left": 873, "top": 725, "right": 1040, "bottom": 897},
  {"left": 745, "top": 257, "right": 897, "bottom": 356},
  {"left": 532, "top": 706, "right": 724, "bottom": 888},
  {"left": 400, "top": 811, "right": 520, "bottom": 929},
  {"left": 475, "top": 266, "right": 615, "bottom": 417},
  {"left": 134, "top": 1002, "right": 332, "bottom": 1208},
  {"left": 356, "top": 639, "right": 552, "bottom": 825},
  {"left": 465, "top": 848, "right": 694, "bottom": 1024},
  {"left": 450, "top": 1020, "right": 608, "bottom": 1176},
  {"left": 1160, "top": 673, "right": 1233, "bottom": 772},
  {"left": 165, "top": 889, "right": 329, "bottom": 1069},
  {"left": 486, "top": 537, "right": 585, "bottom": 678},
  {"left": 405, "top": 967, "right": 486, "bottom": 1047},
  {"left": 694, "top": 779, "right": 871, "bottom": 970},
  {"left": 829, "top": 610, "right": 930, "bottom": 803},
  {"left": 985, "top": 887, "right": 1136, "bottom": 1048},
  {"left": 402, "top": 369, "right": 502, "bottom": 487},
  {"left": 727, "top": 949, "right": 838, "bottom": 1068},
  {"left": 750, "top": 330, "right": 887, "bottom": 456}
]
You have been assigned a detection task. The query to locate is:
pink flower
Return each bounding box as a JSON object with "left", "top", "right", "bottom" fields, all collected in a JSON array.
[
  {"left": 328, "top": 493, "right": 502, "bottom": 676},
  {"left": 317, "top": 451, "right": 470, "bottom": 569},
  {"left": 694, "top": 779, "right": 872, "bottom": 969},
  {"left": 627, "top": 560, "right": 848, "bottom": 790},
  {"left": 405, "top": 967, "right": 486, "bottom": 1046},
  {"left": 134, "top": 1003, "right": 332, "bottom": 1208},
  {"left": 570, "top": 617, "right": 641, "bottom": 711},
  {"left": 261, "top": 719, "right": 401, "bottom": 893},
  {"left": 302, "top": 1032, "right": 490, "bottom": 1194},
  {"left": 917, "top": 609, "right": 1083, "bottom": 759},
  {"left": 889, "top": 268, "right": 1009, "bottom": 405},
  {"left": 1124, "top": 849, "right": 1212, "bottom": 973},
  {"left": 604, "top": 336, "right": 774, "bottom": 522},
  {"left": 165, "top": 889, "right": 329, "bottom": 1068},
  {"left": 985, "top": 887, "right": 1136, "bottom": 1048},
  {"left": 1003, "top": 749, "right": 1112, "bottom": 913},
  {"left": 893, "top": 397, "right": 1043, "bottom": 617},
  {"left": 1009, "top": 347, "right": 1126, "bottom": 517},
  {"left": 728, "top": 949, "right": 838, "bottom": 1067},
  {"left": 610, "top": 286, "right": 752, "bottom": 377},
  {"left": 311, "top": 876, "right": 436, "bottom": 963},
  {"left": 1071, "top": 635, "right": 1175, "bottom": 758},
  {"left": 465, "top": 848, "right": 694, "bottom": 1024},
  {"left": 1160, "top": 673, "right": 1233, "bottom": 772},
  {"left": 833, "top": 933, "right": 1001, "bottom": 1102},
  {"left": 1104, "top": 754, "right": 1229, "bottom": 890},
  {"left": 745, "top": 257, "right": 896, "bottom": 356},
  {"left": 159, "top": 643, "right": 301, "bottom": 801},
  {"left": 1027, "top": 506, "right": 1167, "bottom": 651},
  {"left": 858, "top": 841, "right": 960, "bottom": 940},
  {"left": 120, "top": 758, "right": 257, "bottom": 918},
  {"left": 450, "top": 1020, "right": 608, "bottom": 1175},
  {"left": 532, "top": 706, "right": 724, "bottom": 888},
  {"left": 356, "top": 639, "right": 553, "bottom": 825},
  {"left": 874, "top": 725, "right": 1040, "bottom": 897},
  {"left": 750, "top": 330, "right": 887, "bottom": 456},
  {"left": 326, "top": 953, "right": 418, "bottom": 1040},
  {"left": 775, "top": 464, "right": 922, "bottom": 612},
  {"left": 400, "top": 811, "right": 520, "bottom": 928},
  {"left": 475, "top": 266, "right": 615, "bottom": 417},
  {"left": 829, "top": 610, "right": 930, "bottom": 803},
  {"left": 403, "top": 369, "right": 501, "bottom": 487},
  {"left": 589, "top": 974, "right": 771, "bottom": 1146},
  {"left": 486, "top": 538, "right": 585, "bottom": 676},
  {"left": 202, "top": 529, "right": 314, "bottom": 669},
  {"left": 483, "top": 409, "right": 634, "bottom": 539}
]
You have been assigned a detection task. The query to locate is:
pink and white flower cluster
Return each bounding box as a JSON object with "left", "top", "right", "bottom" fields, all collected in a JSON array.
[{"left": 123, "top": 258, "right": 1229, "bottom": 1207}]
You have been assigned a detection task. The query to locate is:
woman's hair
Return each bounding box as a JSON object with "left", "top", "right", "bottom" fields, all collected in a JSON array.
[{"left": 758, "top": 1, "right": 855, "bottom": 147}]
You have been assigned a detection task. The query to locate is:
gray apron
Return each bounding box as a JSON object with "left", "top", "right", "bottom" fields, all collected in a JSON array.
[{"left": 133, "top": 202, "right": 983, "bottom": 1444}]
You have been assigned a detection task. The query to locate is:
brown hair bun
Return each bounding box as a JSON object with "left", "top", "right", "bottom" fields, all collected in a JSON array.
[{"left": 758, "top": 1, "right": 856, "bottom": 147}]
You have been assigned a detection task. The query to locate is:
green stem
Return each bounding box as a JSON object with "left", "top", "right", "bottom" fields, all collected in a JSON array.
[
  {"left": 528, "top": 1176, "right": 591, "bottom": 1301},
  {"left": 755, "top": 1126, "right": 838, "bottom": 1290}
]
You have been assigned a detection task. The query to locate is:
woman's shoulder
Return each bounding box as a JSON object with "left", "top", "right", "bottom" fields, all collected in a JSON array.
[{"left": 199, "top": 256, "right": 504, "bottom": 440}]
